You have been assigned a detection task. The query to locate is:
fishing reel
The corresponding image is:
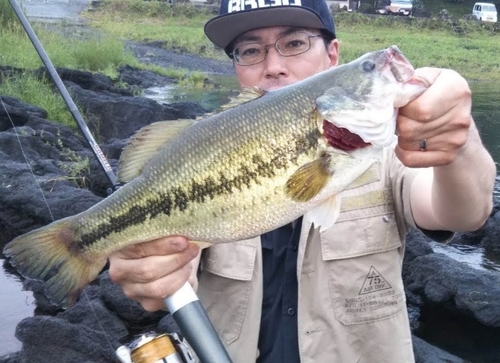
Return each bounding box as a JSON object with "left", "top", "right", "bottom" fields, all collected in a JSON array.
[{"left": 116, "top": 332, "right": 195, "bottom": 363}]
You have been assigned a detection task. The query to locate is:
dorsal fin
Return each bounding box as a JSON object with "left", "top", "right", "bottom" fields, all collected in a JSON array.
[
  {"left": 217, "top": 87, "right": 267, "bottom": 112},
  {"left": 193, "top": 87, "right": 267, "bottom": 121},
  {"left": 118, "top": 120, "right": 195, "bottom": 183}
]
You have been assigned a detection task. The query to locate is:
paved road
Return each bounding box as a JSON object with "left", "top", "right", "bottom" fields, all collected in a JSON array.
[{"left": 16, "top": 0, "right": 93, "bottom": 23}]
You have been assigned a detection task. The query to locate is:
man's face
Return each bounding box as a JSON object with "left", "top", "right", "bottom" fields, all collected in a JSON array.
[{"left": 231, "top": 26, "right": 339, "bottom": 91}]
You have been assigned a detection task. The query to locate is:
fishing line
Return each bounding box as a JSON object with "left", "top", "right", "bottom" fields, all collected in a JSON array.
[
  {"left": 0, "top": 95, "right": 54, "bottom": 221},
  {"left": 0, "top": 94, "right": 116, "bottom": 353}
]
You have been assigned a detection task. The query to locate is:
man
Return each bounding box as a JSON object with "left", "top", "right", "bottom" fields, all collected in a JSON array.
[{"left": 109, "top": 0, "right": 496, "bottom": 362}]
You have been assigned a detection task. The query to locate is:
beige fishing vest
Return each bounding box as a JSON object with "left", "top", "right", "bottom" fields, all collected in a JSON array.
[{"left": 197, "top": 147, "right": 419, "bottom": 363}]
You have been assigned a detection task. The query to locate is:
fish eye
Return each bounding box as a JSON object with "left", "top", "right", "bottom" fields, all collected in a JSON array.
[{"left": 362, "top": 60, "right": 376, "bottom": 72}]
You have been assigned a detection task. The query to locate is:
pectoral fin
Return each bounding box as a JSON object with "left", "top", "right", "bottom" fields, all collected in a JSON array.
[
  {"left": 189, "top": 241, "right": 213, "bottom": 249},
  {"left": 306, "top": 195, "right": 341, "bottom": 232},
  {"left": 285, "top": 155, "right": 333, "bottom": 202}
]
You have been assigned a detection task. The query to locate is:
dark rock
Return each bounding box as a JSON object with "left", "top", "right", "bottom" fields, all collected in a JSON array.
[
  {"left": 451, "top": 199, "right": 500, "bottom": 247},
  {"left": 480, "top": 209, "right": 500, "bottom": 255},
  {"left": 14, "top": 315, "right": 120, "bottom": 363},
  {"left": 23, "top": 279, "right": 64, "bottom": 314},
  {"left": 415, "top": 302, "right": 500, "bottom": 362},
  {"left": 0, "top": 133, "right": 103, "bottom": 244},
  {"left": 0, "top": 352, "right": 21, "bottom": 363},
  {"left": 158, "top": 314, "right": 183, "bottom": 338},
  {"left": 0, "top": 95, "right": 48, "bottom": 131},
  {"left": 118, "top": 64, "right": 177, "bottom": 89},
  {"left": 405, "top": 252, "right": 500, "bottom": 328},
  {"left": 407, "top": 304, "right": 422, "bottom": 331},
  {"left": 403, "top": 228, "right": 434, "bottom": 263},
  {"left": 37, "top": 67, "right": 133, "bottom": 96},
  {"left": 67, "top": 81, "right": 206, "bottom": 141},
  {"left": 99, "top": 272, "right": 167, "bottom": 327},
  {"left": 412, "top": 335, "right": 466, "bottom": 363},
  {"left": 100, "top": 138, "right": 129, "bottom": 161},
  {"left": 0, "top": 65, "right": 27, "bottom": 80},
  {"left": 59, "top": 290, "right": 129, "bottom": 339},
  {"left": 452, "top": 229, "right": 485, "bottom": 246},
  {"left": 25, "top": 116, "right": 88, "bottom": 151}
]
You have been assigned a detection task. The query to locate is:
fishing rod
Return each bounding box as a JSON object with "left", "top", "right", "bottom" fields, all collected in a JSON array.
[
  {"left": 8, "top": 1, "right": 232, "bottom": 362},
  {"left": 8, "top": 0, "right": 120, "bottom": 192}
]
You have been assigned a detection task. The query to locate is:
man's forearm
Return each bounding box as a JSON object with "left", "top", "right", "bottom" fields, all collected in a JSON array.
[
  {"left": 430, "top": 123, "right": 495, "bottom": 231},
  {"left": 410, "top": 122, "right": 496, "bottom": 232}
]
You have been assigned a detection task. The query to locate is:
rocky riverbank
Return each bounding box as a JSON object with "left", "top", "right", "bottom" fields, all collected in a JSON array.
[
  {"left": 0, "top": 51, "right": 500, "bottom": 362},
  {"left": 2, "top": 0, "right": 500, "bottom": 352}
]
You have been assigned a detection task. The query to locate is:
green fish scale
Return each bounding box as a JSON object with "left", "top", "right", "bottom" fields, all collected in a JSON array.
[{"left": 75, "top": 88, "right": 321, "bottom": 251}]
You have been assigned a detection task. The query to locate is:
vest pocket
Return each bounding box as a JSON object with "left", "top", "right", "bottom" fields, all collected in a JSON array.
[
  {"left": 198, "top": 240, "right": 258, "bottom": 344},
  {"left": 320, "top": 207, "right": 406, "bottom": 325}
]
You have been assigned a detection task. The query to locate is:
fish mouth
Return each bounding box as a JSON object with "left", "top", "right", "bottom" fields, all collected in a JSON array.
[
  {"left": 322, "top": 120, "right": 371, "bottom": 152},
  {"left": 384, "top": 46, "right": 432, "bottom": 88},
  {"left": 383, "top": 45, "right": 415, "bottom": 84}
]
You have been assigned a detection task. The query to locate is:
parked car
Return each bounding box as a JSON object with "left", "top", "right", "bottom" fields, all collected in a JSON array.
[
  {"left": 376, "top": 0, "right": 413, "bottom": 16},
  {"left": 472, "top": 2, "right": 498, "bottom": 22}
]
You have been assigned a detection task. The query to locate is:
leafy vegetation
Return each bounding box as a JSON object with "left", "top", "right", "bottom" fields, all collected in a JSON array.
[
  {"left": 419, "top": 0, "right": 488, "bottom": 18},
  {"left": 0, "top": 72, "right": 77, "bottom": 128},
  {"left": 0, "top": 0, "right": 215, "bottom": 127},
  {"left": 334, "top": 12, "right": 500, "bottom": 81},
  {"left": 82, "top": 0, "right": 499, "bottom": 80},
  {"left": 84, "top": 0, "right": 221, "bottom": 58},
  {"left": 0, "top": 0, "right": 499, "bottom": 128}
]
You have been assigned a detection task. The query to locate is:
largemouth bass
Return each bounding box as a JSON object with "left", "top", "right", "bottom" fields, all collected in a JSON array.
[{"left": 4, "top": 46, "right": 429, "bottom": 307}]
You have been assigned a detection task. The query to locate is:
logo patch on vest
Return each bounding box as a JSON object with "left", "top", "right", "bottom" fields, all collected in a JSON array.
[
  {"left": 359, "top": 266, "right": 392, "bottom": 295},
  {"left": 343, "top": 265, "right": 403, "bottom": 316}
]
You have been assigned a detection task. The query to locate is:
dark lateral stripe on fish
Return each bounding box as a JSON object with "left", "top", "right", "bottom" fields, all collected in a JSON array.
[{"left": 78, "top": 131, "right": 319, "bottom": 247}]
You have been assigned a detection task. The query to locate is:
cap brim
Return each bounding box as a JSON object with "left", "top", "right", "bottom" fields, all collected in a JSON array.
[{"left": 204, "top": 7, "right": 327, "bottom": 49}]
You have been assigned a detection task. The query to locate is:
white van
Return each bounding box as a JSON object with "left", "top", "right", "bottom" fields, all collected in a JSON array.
[{"left": 472, "top": 2, "right": 498, "bottom": 22}]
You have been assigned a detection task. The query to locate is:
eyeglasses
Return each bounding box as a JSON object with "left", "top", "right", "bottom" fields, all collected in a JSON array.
[{"left": 229, "top": 32, "right": 323, "bottom": 66}]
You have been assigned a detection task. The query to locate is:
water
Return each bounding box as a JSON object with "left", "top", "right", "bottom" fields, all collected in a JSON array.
[
  {"left": 430, "top": 242, "right": 500, "bottom": 273},
  {"left": 470, "top": 82, "right": 500, "bottom": 200},
  {"left": 143, "top": 74, "right": 240, "bottom": 112},
  {"left": 1, "top": 79, "right": 499, "bottom": 357},
  {"left": 0, "top": 262, "right": 36, "bottom": 354}
]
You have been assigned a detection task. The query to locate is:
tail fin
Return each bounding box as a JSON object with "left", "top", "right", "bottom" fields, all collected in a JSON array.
[{"left": 3, "top": 217, "right": 107, "bottom": 308}]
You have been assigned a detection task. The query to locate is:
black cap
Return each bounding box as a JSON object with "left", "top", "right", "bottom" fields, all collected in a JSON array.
[{"left": 204, "top": 0, "right": 336, "bottom": 51}]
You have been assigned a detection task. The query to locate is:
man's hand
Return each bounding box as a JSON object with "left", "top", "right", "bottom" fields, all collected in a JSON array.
[
  {"left": 109, "top": 236, "right": 200, "bottom": 312},
  {"left": 395, "top": 67, "right": 472, "bottom": 168},
  {"left": 398, "top": 67, "right": 496, "bottom": 231}
]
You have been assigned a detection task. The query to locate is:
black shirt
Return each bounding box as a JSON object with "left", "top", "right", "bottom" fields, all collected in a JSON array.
[{"left": 257, "top": 217, "right": 302, "bottom": 363}]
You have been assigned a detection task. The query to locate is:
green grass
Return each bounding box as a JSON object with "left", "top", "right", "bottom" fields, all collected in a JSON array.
[
  {"left": 334, "top": 13, "right": 500, "bottom": 81},
  {"left": 0, "top": 17, "right": 137, "bottom": 127},
  {"left": 82, "top": 1, "right": 500, "bottom": 81},
  {"left": 0, "top": 21, "right": 136, "bottom": 74},
  {"left": 84, "top": 0, "right": 221, "bottom": 58},
  {"left": 1, "top": 0, "right": 499, "bottom": 128},
  {"left": 0, "top": 0, "right": 214, "bottom": 125},
  {"left": 0, "top": 73, "right": 77, "bottom": 129}
]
